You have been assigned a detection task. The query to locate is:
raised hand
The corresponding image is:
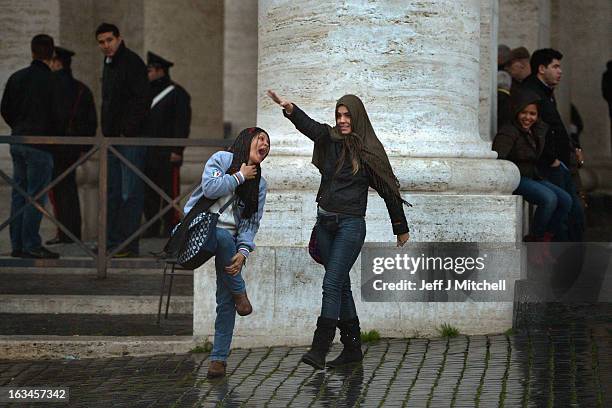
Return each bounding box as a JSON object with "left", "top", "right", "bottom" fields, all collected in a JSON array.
[
  {"left": 239, "top": 163, "right": 258, "bottom": 180},
  {"left": 224, "top": 252, "right": 246, "bottom": 276},
  {"left": 267, "top": 89, "right": 294, "bottom": 115}
]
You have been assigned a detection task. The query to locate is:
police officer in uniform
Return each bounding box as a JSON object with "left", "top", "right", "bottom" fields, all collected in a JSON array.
[
  {"left": 143, "top": 52, "right": 191, "bottom": 237},
  {"left": 46, "top": 46, "right": 97, "bottom": 245}
]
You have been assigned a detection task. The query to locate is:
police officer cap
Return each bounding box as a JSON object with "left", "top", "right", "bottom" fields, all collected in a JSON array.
[
  {"left": 55, "top": 46, "right": 75, "bottom": 61},
  {"left": 147, "top": 51, "right": 174, "bottom": 69}
]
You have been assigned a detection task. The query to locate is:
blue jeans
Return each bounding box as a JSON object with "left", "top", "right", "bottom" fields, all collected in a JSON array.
[
  {"left": 316, "top": 213, "right": 366, "bottom": 320},
  {"left": 210, "top": 227, "right": 247, "bottom": 362},
  {"left": 542, "top": 165, "right": 585, "bottom": 242},
  {"left": 514, "top": 176, "right": 571, "bottom": 238},
  {"left": 107, "top": 146, "right": 147, "bottom": 253},
  {"left": 9, "top": 145, "right": 53, "bottom": 251}
]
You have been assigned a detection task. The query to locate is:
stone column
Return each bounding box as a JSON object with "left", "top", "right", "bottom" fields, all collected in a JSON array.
[
  {"left": 223, "top": 0, "right": 258, "bottom": 138},
  {"left": 499, "top": 0, "right": 550, "bottom": 51},
  {"left": 194, "top": 0, "right": 522, "bottom": 345},
  {"left": 560, "top": 0, "right": 612, "bottom": 190},
  {"left": 480, "top": 0, "right": 499, "bottom": 140},
  {"left": 144, "top": 0, "right": 224, "bottom": 141},
  {"left": 143, "top": 0, "right": 225, "bottom": 221},
  {"left": 255, "top": 0, "right": 519, "bottom": 243}
]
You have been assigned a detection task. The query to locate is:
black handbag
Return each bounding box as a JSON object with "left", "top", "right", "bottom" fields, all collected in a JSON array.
[{"left": 162, "top": 194, "right": 236, "bottom": 269}]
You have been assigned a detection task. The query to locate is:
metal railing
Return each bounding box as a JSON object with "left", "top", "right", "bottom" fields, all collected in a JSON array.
[{"left": 0, "top": 135, "right": 230, "bottom": 278}]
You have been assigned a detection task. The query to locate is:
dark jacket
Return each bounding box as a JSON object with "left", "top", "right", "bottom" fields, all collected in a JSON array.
[
  {"left": 1, "top": 60, "right": 64, "bottom": 152},
  {"left": 569, "top": 103, "right": 583, "bottom": 148},
  {"left": 55, "top": 69, "right": 97, "bottom": 156},
  {"left": 285, "top": 105, "right": 409, "bottom": 235},
  {"left": 101, "top": 41, "right": 150, "bottom": 137},
  {"left": 522, "top": 74, "right": 574, "bottom": 166},
  {"left": 497, "top": 88, "right": 512, "bottom": 128},
  {"left": 602, "top": 61, "right": 612, "bottom": 117},
  {"left": 493, "top": 91, "right": 548, "bottom": 179},
  {"left": 144, "top": 75, "right": 191, "bottom": 159}
]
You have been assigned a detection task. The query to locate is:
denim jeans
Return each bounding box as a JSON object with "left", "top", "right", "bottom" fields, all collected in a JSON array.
[
  {"left": 542, "top": 165, "right": 585, "bottom": 242},
  {"left": 107, "top": 146, "right": 147, "bottom": 253},
  {"left": 514, "top": 176, "right": 572, "bottom": 238},
  {"left": 9, "top": 145, "right": 53, "bottom": 251},
  {"left": 315, "top": 213, "right": 366, "bottom": 321},
  {"left": 210, "top": 227, "right": 247, "bottom": 362}
]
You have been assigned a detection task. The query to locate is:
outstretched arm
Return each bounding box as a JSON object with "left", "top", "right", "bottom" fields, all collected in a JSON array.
[{"left": 267, "top": 89, "right": 329, "bottom": 143}]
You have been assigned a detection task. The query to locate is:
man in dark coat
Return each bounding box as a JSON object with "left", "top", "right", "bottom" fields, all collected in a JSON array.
[
  {"left": 522, "top": 48, "right": 584, "bottom": 241},
  {"left": 143, "top": 52, "right": 191, "bottom": 237},
  {"left": 1, "top": 34, "right": 62, "bottom": 259},
  {"left": 503, "top": 46, "right": 531, "bottom": 94},
  {"left": 96, "top": 23, "right": 150, "bottom": 257},
  {"left": 497, "top": 70, "right": 512, "bottom": 128},
  {"left": 45, "top": 46, "right": 97, "bottom": 245}
]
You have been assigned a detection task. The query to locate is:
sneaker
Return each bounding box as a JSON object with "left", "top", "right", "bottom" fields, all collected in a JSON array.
[{"left": 22, "top": 247, "right": 60, "bottom": 259}]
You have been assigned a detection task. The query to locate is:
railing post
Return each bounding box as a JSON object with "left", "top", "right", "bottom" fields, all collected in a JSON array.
[{"left": 97, "top": 138, "right": 108, "bottom": 279}]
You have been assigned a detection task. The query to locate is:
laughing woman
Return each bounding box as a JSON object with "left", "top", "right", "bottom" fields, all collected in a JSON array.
[
  {"left": 267, "top": 90, "right": 410, "bottom": 369},
  {"left": 493, "top": 91, "right": 571, "bottom": 242},
  {"left": 182, "top": 127, "right": 270, "bottom": 379}
]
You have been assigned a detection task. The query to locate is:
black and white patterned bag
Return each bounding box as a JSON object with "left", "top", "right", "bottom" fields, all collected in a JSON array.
[{"left": 164, "top": 195, "right": 235, "bottom": 269}]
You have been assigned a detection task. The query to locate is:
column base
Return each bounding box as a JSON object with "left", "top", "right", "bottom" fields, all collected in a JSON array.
[{"left": 194, "top": 192, "right": 522, "bottom": 345}]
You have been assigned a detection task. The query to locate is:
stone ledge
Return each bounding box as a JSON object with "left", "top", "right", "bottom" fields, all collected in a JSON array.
[
  {"left": 0, "top": 336, "right": 196, "bottom": 360},
  {"left": 194, "top": 246, "right": 521, "bottom": 348},
  {"left": 0, "top": 295, "right": 193, "bottom": 314}
]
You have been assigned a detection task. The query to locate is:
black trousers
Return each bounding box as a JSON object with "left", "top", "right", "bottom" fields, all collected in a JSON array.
[
  {"left": 49, "top": 154, "right": 81, "bottom": 240},
  {"left": 143, "top": 151, "right": 180, "bottom": 236}
]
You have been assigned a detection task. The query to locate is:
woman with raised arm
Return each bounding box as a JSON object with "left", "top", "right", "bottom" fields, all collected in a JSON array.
[
  {"left": 267, "top": 90, "right": 410, "bottom": 369},
  {"left": 182, "top": 127, "right": 270, "bottom": 379}
]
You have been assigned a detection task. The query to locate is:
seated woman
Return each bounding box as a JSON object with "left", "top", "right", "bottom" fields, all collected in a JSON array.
[
  {"left": 182, "top": 127, "right": 270, "bottom": 379},
  {"left": 493, "top": 91, "right": 571, "bottom": 242}
]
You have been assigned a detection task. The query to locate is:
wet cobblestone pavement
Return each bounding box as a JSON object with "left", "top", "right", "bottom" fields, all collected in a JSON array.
[{"left": 2, "top": 324, "right": 610, "bottom": 407}]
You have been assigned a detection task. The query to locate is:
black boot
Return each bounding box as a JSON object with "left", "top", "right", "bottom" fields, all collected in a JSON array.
[
  {"left": 301, "top": 316, "right": 337, "bottom": 370},
  {"left": 327, "top": 317, "right": 363, "bottom": 368}
]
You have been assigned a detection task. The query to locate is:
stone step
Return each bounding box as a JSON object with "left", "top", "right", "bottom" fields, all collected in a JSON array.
[
  {"left": 0, "top": 313, "right": 193, "bottom": 336},
  {"left": 0, "top": 335, "right": 197, "bottom": 360},
  {"left": 0, "top": 294, "right": 192, "bottom": 314},
  {"left": 0, "top": 271, "right": 193, "bottom": 296}
]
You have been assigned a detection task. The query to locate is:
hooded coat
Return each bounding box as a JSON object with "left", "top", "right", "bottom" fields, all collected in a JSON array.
[
  {"left": 493, "top": 90, "right": 548, "bottom": 179},
  {"left": 284, "top": 103, "right": 408, "bottom": 235}
]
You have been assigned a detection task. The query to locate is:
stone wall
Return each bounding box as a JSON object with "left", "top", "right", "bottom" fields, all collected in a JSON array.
[
  {"left": 223, "top": 0, "right": 258, "bottom": 138},
  {"left": 498, "top": 0, "right": 550, "bottom": 50}
]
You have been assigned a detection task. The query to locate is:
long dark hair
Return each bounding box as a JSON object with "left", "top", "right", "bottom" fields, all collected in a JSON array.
[{"left": 227, "top": 127, "right": 269, "bottom": 219}]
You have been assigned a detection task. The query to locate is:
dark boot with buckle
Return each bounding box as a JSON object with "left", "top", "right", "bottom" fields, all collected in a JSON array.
[
  {"left": 327, "top": 317, "right": 363, "bottom": 368},
  {"left": 232, "top": 292, "right": 253, "bottom": 316},
  {"left": 301, "top": 316, "right": 337, "bottom": 370}
]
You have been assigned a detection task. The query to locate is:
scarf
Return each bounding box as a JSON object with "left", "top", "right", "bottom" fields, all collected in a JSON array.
[{"left": 312, "top": 94, "right": 410, "bottom": 207}]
